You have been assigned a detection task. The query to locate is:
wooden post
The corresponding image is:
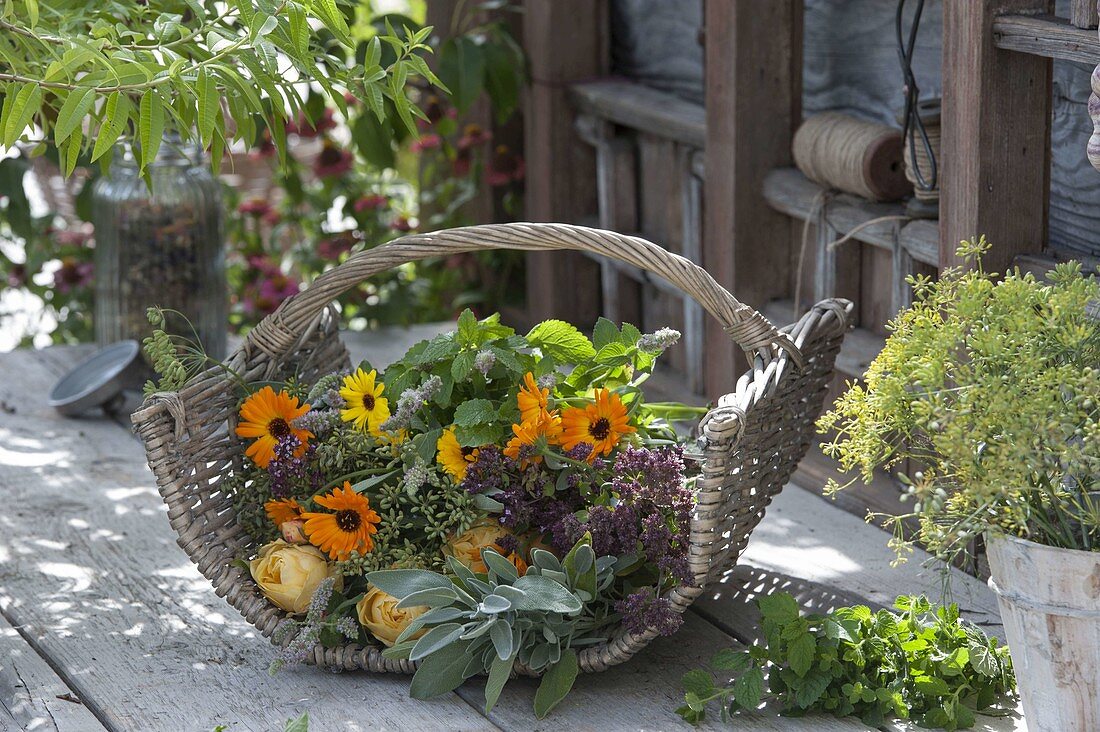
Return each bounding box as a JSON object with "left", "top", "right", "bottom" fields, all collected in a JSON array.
[
  {"left": 1070, "top": 0, "right": 1099, "bottom": 29},
  {"left": 522, "top": 0, "right": 606, "bottom": 326},
  {"left": 939, "top": 0, "right": 1053, "bottom": 272},
  {"left": 703, "top": 0, "right": 803, "bottom": 396}
]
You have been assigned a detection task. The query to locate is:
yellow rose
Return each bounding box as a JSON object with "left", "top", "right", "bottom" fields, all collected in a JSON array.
[
  {"left": 356, "top": 586, "right": 429, "bottom": 647},
  {"left": 445, "top": 524, "right": 528, "bottom": 576},
  {"left": 249, "top": 540, "right": 341, "bottom": 615}
]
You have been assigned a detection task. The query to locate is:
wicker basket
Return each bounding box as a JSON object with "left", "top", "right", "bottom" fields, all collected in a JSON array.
[{"left": 132, "top": 223, "right": 852, "bottom": 675}]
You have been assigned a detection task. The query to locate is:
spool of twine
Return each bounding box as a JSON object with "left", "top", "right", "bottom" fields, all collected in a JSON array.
[
  {"left": 792, "top": 112, "right": 911, "bottom": 202},
  {"left": 900, "top": 98, "right": 941, "bottom": 203}
]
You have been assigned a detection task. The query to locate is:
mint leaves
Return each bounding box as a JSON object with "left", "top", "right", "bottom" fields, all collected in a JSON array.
[{"left": 678, "top": 593, "right": 1016, "bottom": 729}]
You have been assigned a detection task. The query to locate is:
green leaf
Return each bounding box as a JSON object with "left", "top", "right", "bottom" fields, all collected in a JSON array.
[
  {"left": 793, "top": 668, "right": 831, "bottom": 709},
  {"left": 787, "top": 632, "right": 816, "bottom": 677},
  {"left": 451, "top": 351, "right": 476, "bottom": 383},
  {"left": 283, "top": 711, "right": 308, "bottom": 732},
  {"left": 732, "top": 667, "right": 764, "bottom": 710},
  {"left": 409, "top": 623, "right": 466, "bottom": 661},
  {"left": 409, "top": 639, "right": 474, "bottom": 699},
  {"left": 197, "top": 68, "right": 218, "bottom": 148},
  {"left": 534, "top": 649, "right": 579, "bottom": 719},
  {"left": 592, "top": 318, "right": 620, "bottom": 349},
  {"left": 437, "top": 36, "right": 485, "bottom": 113},
  {"left": 511, "top": 575, "right": 582, "bottom": 613},
  {"left": 526, "top": 320, "right": 596, "bottom": 363},
  {"left": 54, "top": 87, "right": 96, "bottom": 145},
  {"left": 711, "top": 648, "right": 752, "bottom": 673},
  {"left": 90, "top": 92, "right": 131, "bottom": 163},
  {"left": 681, "top": 668, "right": 715, "bottom": 698},
  {"left": 454, "top": 398, "right": 497, "bottom": 427},
  {"left": 482, "top": 37, "right": 521, "bottom": 122},
  {"left": 3, "top": 83, "right": 41, "bottom": 147},
  {"left": 25, "top": 0, "right": 38, "bottom": 28},
  {"left": 757, "top": 592, "right": 800, "bottom": 624},
  {"left": 482, "top": 550, "right": 520, "bottom": 583},
  {"left": 351, "top": 108, "right": 395, "bottom": 169},
  {"left": 484, "top": 651, "right": 515, "bottom": 713},
  {"left": 139, "top": 91, "right": 165, "bottom": 170},
  {"left": 365, "top": 569, "right": 453, "bottom": 599},
  {"left": 59, "top": 127, "right": 83, "bottom": 177},
  {"left": 968, "top": 643, "right": 997, "bottom": 677},
  {"left": 395, "top": 586, "right": 458, "bottom": 609},
  {"left": 314, "top": 0, "right": 352, "bottom": 46},
  {"left": 488, "top": 618, "right": 513, "bottom": 659}
]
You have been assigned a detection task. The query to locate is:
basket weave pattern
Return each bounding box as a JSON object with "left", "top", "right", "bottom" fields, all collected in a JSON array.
[{"left": 132, "top": 223, "right": 852, "bottom": 675}]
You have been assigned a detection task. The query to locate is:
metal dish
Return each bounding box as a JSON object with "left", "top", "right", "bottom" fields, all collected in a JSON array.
[{"left": 48, "top": 340, "right": 141, "bottom": 417}]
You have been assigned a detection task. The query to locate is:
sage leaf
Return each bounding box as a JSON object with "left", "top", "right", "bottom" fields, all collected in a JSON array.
[{"left": 533, "top": 649, "right": 579, "bottom": 719}]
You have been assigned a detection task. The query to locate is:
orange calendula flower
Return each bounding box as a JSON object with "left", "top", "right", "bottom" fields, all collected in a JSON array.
[
  {"left": 265, "top": 497, "right": 302, "bottom": 526},
  {"left": 504, "top": 409, "right": 563, "bottom": 467},
  {"left": 301, "top": 483, "right": 381, "bottom": 561},
  {"left": 517, "top": 371, "right": 549, "bottom": 423},
  {"left": 235, "top": 386, "right": 313, "bottom": 468},
  {"left": 560, "top": 389, "right": 635, "bottom": 461},
  {"left": 340, "top": 368, "right": 390, "bottom": 435},
  {"left": 436, "top": 427, "right": 479, "bottom": 482}
]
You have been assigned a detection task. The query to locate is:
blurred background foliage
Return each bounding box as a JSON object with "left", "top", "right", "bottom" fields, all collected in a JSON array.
[{"left": 0, "top": 0, "right": 527, "bottom": 349}]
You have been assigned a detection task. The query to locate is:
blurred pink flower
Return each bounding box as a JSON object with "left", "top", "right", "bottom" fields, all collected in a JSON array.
[
  {"left": 457, "top": 124, "right": 491, "bottom": 151},
  {"left": 237, "top": 198, "right": 272, "bottom": 217},
  {"left": 390, "top": 215, "right": 414, "bottom": 233},
  {"left": 353, "top": 194, "right": 388, "bottom": 213},
  {"left": 312, "top": 142, "right": 354, "bottom": 178},
  {"left": 287, "top": 108, "right": 337, "bottom": 138},
  {"left": 411, "top": 133, "right": 442, "bottom": 152},
  {"left": 317, "top": 233, "right": 355, "bottom": 261},
  {"left": 6, "top": 263, "right": 27, "bottom": 288},
  {"left": 53, "top": 257, "right": 93, "bottom": 294},
  {"left": 452, "top": 147, "right": 472, "bottom": 178},
  {"left": 486, "top": 145, "right": 525, "bottom": 187},
  {"left": 243, "top": 256, "right": 300, "bottom": 315},
  {"left": 52, "top": 225, "right": 94, "bottom": 248}
]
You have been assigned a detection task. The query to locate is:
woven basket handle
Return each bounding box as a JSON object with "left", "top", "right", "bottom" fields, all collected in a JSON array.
[{"left": 246, "top": 223, "right": 803, "bottom": 367}]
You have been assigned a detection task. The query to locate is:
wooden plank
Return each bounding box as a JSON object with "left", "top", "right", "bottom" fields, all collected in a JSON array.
[
  {"left": 0, "top": 348, "right": 500, "bottom": 732},
  {"left": 522, "top": 0, "right": 605, "bottom": 326},
  {"left": 703, "top": 0, "right": 802, "bottom": 396},
  {"left": 570, "top": 80, "right": 706, "bottom": 148},
  {"left": 992, "top": 13, "right": 1100, "bottom": 62},
  {"left": 0, "top": 614, "right": 107, "bottom": 732},
  {"left": 941, "top": 1, "right": 1053, "bottom": 271},
  {"left": 733, "top": 487, "right": 1006, "bottom": 638},
  {"left": 1070, "top": 0, "right": 1099, "bottom": 29},
  {"left": 763, "top": 168, "right": 939, "bottom": 267}
]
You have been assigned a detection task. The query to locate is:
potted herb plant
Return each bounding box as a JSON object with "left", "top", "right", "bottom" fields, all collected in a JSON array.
[{"left": 818, "top": 237, "right": 1100, "bottom": 732}]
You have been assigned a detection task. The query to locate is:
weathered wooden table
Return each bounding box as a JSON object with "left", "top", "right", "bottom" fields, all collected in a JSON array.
[{"left": 0, "top": 332, "right": 1026, "bottom": 731}]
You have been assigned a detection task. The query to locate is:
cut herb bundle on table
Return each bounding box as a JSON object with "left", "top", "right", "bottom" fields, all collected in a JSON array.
[
  {"left": 678, "top": 593, "right": 1015, "bottom": 730},
  {"left": 148, "top": 309, "right": 707, "bottom": 717}
]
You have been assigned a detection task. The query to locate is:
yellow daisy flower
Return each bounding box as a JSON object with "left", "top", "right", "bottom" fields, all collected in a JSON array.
[
  {"left": 436, "top": 427, "right": 479, "bottom": 482},
  {"left": 339, "top": 368, "right": 390, "bottom": 435},
  {"left": 560, "top": 389, "right": 635, "bottom": 461},
  {"left": 264, "top": 497, "right": 302, "bottom": 527}
]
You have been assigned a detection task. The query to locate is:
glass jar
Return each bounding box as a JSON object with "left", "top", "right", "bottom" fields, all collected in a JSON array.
[{"left": 92, "top": 136, "right": 227, "bottom": 360}]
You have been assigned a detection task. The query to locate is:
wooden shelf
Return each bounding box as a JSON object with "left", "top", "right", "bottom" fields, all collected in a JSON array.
[
  {"left": 992, "top": 13, "right": 1100, "bottom": 64},
  {"left": 762, "top": 168, "right": 939, "bottom": 267},
  {"left": 570, "top": 79, "right": 705, "bottom": 148}
]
